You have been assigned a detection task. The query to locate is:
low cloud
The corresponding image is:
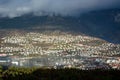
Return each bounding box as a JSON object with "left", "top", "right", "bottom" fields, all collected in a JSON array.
[{"left": 0, "top": 0, "right": 120, "bottom": 18}]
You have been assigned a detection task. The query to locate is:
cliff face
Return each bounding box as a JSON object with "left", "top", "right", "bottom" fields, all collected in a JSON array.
[{"left": 0, "top": 9, "right": 120, "bottom": 43}]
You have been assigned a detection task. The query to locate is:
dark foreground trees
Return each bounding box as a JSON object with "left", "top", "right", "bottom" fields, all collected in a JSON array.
[{"left": 0, "top": 66, "right": 120, "bottom": 80}]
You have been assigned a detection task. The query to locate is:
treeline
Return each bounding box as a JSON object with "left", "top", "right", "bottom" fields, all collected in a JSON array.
[{"left": 0, "top": 66, "right": 120, "bottom": 80}]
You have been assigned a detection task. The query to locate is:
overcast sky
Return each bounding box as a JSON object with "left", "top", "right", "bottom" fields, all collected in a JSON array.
[{"left": 0, "top": 0, "right": 120, "bottom": 18}]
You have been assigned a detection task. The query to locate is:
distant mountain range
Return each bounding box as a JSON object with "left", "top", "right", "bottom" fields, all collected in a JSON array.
[{"left": 0, "top": 9, "right": 120, "bottom": 43}]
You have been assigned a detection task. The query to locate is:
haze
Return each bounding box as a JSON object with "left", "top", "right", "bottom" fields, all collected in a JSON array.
[{"left": 0, "top": 0, "right": 120, "bottom": 18}]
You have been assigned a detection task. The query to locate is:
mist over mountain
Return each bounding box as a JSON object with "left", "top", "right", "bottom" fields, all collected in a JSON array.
[
  {"left": 0, "top": 9, "right": 120, "bottom": 43},
  {"left": 0, "top": 0, "right": 120, "bottom": 18}
]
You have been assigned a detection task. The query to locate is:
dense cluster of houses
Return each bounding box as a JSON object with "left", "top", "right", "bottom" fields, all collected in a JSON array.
[{"left": 0, "top": 32, "right": 120, "bottom": 69}]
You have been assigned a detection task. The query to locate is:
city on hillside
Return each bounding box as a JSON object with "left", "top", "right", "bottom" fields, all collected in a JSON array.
[{"left": 0, "top": 31, "right": 120, "bottom": 70}]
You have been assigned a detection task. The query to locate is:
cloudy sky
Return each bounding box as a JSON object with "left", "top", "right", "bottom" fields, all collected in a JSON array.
[{"left": 0, "top": 0, "right": 120, "bottom": 18}]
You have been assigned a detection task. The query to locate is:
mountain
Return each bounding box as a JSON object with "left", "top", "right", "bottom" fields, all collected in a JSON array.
[
  {"left": 78, "top": 9, "right": 120, "bottom": 43},
  {"left": 0, "top": 9, "right": 120, "bottom": 43}
]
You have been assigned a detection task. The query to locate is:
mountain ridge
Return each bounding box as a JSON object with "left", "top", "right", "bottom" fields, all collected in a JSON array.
[{"left": 0, "top": 9, "right": 120, "bottom": 43}]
